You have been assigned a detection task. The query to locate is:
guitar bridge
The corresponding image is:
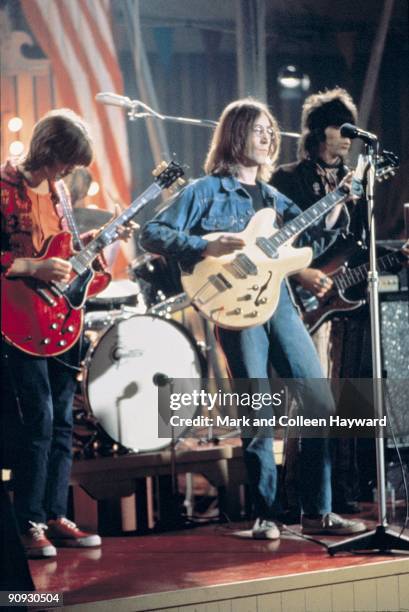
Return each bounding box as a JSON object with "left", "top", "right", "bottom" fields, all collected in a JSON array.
[{"left": 192, "top": 273, "right": 232, "bottom": 306}]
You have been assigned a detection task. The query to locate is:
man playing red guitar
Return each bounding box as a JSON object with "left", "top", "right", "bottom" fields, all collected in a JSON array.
[{"left": 0, "top": 109, "right": 133, "bottom": 558}]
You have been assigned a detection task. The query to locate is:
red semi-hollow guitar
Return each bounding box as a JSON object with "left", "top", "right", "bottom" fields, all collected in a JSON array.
[{"left": 1, "top": 161, "right": 184, "bottom": 356}]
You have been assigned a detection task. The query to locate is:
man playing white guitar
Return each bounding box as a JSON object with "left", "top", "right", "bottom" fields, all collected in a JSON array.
[{"left": 140, "top": 98, "right": 366, "bottom": 539}]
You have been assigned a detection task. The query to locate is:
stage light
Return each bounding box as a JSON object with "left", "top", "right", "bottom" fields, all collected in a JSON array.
[
  {"left": 88, "top": 181, "right": 100, "bottom": 196},
  {"left": 8, "top": 116, "right": 23, "bottom": 132},
  {"left": 278, "top": 65, "right": 310, "bottom": 91},
  {"left": 9, "top": 140, "right": 25, "bottom": 156}
]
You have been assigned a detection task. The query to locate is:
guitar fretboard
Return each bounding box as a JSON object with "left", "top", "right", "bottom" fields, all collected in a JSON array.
[
  {"left": 333, "top": 251, "right": 403, "bottom": 291},
  {"left": 256, "top": 186, "right": 349, "bottom": 257},
  {"left": 69, "top": 182, "right": 161, "bottom": 275}
]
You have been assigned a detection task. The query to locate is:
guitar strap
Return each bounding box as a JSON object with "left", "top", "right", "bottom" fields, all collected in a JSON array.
[
  {"left": 52, "top": 180, "right": 88, "bottom": 370},
  {"left": 315, "top": 160, "right": 345, "bottom": 194},
  {"left": 54, "top": 180, "right": 83, "bottom": 250}
]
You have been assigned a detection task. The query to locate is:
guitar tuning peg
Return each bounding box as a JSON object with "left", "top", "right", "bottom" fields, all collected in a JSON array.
[
  {"left": 177, "top": 178, "right": 186, "bottom": 187},
  {"left": 152, "top": 161, "right": 167, "bottom": 176}
]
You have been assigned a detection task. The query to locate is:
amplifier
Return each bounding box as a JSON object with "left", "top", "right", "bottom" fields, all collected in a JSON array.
[
  {"left": 380, "top": 295, "right": 409, "bottom": 448},
  {"left": 377, "top": 240, "right": 408, "bottom": 296}
]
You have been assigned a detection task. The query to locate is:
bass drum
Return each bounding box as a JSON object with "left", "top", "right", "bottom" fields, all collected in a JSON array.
[{"left": 83, "top": 315, "right": 203, "bottom": 452}]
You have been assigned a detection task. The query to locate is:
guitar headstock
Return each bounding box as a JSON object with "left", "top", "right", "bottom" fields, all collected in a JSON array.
[
  {"left": 152, "top": 161, "right": 185, "bottom": 190},
  {"left": 375, "top": 151, "right": 399, "bottom": 182},
  {"left": 352, "top": 151, "right": 399, "bottom": 187}
]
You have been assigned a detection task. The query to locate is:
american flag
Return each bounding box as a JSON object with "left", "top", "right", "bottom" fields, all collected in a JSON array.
[{"left": 20, "top": 0, "right": 133, "bottom": 273}]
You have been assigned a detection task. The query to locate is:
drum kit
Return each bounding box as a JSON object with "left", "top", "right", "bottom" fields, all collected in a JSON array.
[{"left": 76, "top": 253, "right": 204, "bottom": 456}]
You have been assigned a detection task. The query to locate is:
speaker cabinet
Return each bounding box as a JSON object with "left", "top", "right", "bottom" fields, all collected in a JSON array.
[{"left": 380, "top": 294, "right": 409, "bottom": 448}]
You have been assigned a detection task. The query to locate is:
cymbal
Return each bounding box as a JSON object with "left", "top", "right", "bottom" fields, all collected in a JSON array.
[
  {"left": 93, "top": 279, "right": 140, "bottom": 300},
  {"left": 72, "top": 207, "right": 112, "bottom": 233}
]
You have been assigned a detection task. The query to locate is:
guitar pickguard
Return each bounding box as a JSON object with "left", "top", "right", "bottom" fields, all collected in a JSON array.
[{"left": 64, "top": 268, "right": 94, "bottom": 309}]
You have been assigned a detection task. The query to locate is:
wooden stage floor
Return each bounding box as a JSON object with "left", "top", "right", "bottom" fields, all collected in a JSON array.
[{"left": 29, "top": 510, "right": 409, "bottom": 612}]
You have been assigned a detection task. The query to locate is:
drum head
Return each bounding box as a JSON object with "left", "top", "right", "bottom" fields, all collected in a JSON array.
[{"left": 84, "top": 315, "right": 202, "bottom": 452}]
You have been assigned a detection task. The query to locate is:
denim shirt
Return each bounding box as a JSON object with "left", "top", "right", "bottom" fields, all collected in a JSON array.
[{"left": 140, "top": 174, "right": 347, "bottom": 271}]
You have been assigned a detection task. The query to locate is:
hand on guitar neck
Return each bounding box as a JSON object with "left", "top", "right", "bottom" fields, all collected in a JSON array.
[{"left": 96, "top": 203, "right": 139, "bottom": 242}]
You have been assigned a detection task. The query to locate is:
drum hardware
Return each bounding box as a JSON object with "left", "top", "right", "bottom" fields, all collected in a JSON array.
[
  {"left": 129, "top": 253, "right": 183, "bottom": 310},
  {"left": 153, "top": 373, "right": 177, "bottom": 494},
  {"left": 84, "top": 309, "right": 121, "bottom": 331},
  {"left": 148, "top": 292, "right": 192, "bottom": 318},
  {"left": 72, "top": 404, "right": 128, "bottom": 460},
  {"left": 151, "top": 372, "right": 200, "bottom": 531}
]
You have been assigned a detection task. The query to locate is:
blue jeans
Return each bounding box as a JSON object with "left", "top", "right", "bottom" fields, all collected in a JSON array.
[
  {"left": 1, "top": 343, "right": 76, "bottom": 531},
  {"left": 217, "top": 283, "right": 333, "bottom": 519}
]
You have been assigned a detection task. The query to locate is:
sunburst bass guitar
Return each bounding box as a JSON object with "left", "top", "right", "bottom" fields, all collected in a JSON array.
[
  {"left": 181, "top": 157, "right": 371, "bottom": 330},
  {"left": 297, "top": 240, "right": 408, "bottom": 334},
  {"left": 1, "top": 161, "right": 184, "bottom": 356}
]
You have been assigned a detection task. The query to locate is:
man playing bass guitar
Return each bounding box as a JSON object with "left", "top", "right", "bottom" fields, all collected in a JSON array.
[{"left": 271, "top": 88, "right": 407, "bottom": 515}]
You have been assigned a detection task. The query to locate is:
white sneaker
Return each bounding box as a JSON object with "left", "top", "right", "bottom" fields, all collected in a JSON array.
[
  {"left": 302, "top": 512, "right": 367, "bottom": 535},
  {"left": 252, "top": 518, "right": 280, "bottom": 540}
]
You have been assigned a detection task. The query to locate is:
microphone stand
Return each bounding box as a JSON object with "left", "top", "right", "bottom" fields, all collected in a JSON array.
[
  {"left": 129, "top": 108, "right": 300, "bottom": 137},
  {"left": 153, "top": 375, "right": 192, "bottom": 531},
  {"left": 95, "top": 92, "right": 300, "bottom": 137},
  {"left": 328, "top": 143, "right": 409, "bottom": 555}
]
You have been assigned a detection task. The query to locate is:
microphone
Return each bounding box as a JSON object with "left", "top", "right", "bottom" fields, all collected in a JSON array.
[
  {"left": 95, "top": 92, "right": 134, "bottom": 109},
  {"left": 340, "top": 123, "right": 378, "bottom": 144},
  {"left": 153, "top": 372, "right": 174, "bottom": 387}
]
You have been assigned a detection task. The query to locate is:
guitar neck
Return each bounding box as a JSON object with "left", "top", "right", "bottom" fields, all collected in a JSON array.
[
  {"left": 69, "top": 182, "right": 161, "bottom": 274},
  {"left": 333, "top": 250, "right": 404, "bottom": 291},
  {"left": 257, "top": 186, "right": 349, "bottom": 256}
]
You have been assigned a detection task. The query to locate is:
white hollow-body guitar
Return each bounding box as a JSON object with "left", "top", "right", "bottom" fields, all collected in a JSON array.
[{"left": 181, "top": 158, "right": 371, "bottom": 330}]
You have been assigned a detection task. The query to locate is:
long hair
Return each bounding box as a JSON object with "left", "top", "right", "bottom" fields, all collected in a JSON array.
[
  {"left": 23, "top": 108, "right": 93, "bottom": 172},
  {"left": 204, "top": 98, "right": 281, "bottom": 182},
  {"left": 298, "top": 88, "right": 358, "bottom": 161},
  {"left": 64, "top": 167, "right": 92, "bottom": 206}
]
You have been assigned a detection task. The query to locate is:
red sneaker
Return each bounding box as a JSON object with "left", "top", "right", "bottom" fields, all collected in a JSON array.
[
  {"left": 47, "top": 518, "right": 101, "bottom": 547},
  {"left": 21, "top": 522, "right": 57, "bottom": 558}
]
